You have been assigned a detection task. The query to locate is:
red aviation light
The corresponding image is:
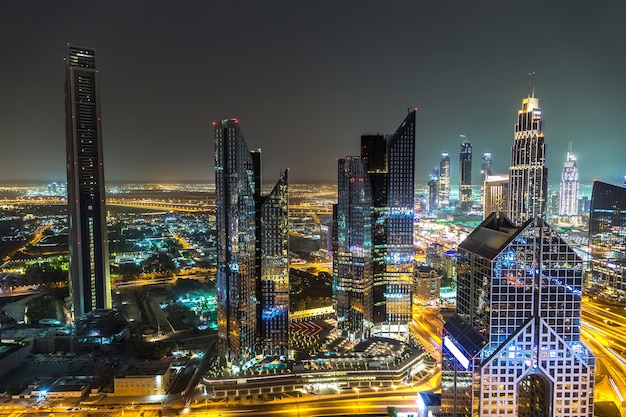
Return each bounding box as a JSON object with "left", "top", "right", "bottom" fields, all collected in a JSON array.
[{"left": 212, "top": 121, "right": 217, "bottom": 126}]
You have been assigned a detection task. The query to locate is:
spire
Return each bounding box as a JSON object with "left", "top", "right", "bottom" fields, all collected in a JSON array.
[{"left": 527, "top": 72, "right": 536, "bottom": 98}]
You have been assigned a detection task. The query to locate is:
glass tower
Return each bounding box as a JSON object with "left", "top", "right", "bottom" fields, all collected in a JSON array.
[
  {"left": 459, "top": 138, "right": 472, "bottom": 211},
  {"left": 589, "top": 180, "right": 626, "bottom": 294},
  {"left": 439, "top": 153, "right": 451, "bottom": 208},
  {"left": 334, "top": 157, "right": 373, "bottom": 339},
  {"left": 428, "top": 167, "right": 440, "bottom": 214},
  {"left": 259, "top": 169, "right": 290, "bottom": 357},
  {"left": 360, "top": 109, "right": 416, "bottom": 337},
  {"left": 442, "top": 214, "right": 595, "bottom": 417},
  {"left": 559, "top": 143, "right": 579, "bottom": 216},
  {"left": 508, "top": 90, "right": 548, "bottom": 225},
  {"left": 65, "top": 45, "right": 111, "bottom": 319},
  {"left": 215, "top": 119, "right": 289, "bottom": 367},
  {"left": 481, "top": 153, "right": 492, "bottom": 207}
]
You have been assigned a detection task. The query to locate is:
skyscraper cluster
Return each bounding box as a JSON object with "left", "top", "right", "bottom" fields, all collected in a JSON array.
[
  {"left": 334, "top": 109, "right": 416, "bottom": 340},
  {"left": 214, "top": 119, "right": 289, "bottom": 367},
  {"left": 441, "top": 87, "right": 595, "bottom": 417}
]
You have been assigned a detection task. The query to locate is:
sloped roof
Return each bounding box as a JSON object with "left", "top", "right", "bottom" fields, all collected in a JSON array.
[{"left": 458, "top": 213, "right": 533, "bottom": 260}]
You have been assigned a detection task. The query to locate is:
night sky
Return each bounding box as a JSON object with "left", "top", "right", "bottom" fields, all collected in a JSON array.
[{"left": 1, "top": 1, "right": 625, "bottom": 187}]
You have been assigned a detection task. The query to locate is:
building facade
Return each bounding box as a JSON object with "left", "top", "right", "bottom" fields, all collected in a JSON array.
[
  {"left": 559, "top": 143, "right": 579, "bottom": 217},
  {"left": 65, "top": 45, "right": 111, "bottom": 318},
  {"left": 413, "top": 265, "right": 441, "bottom": 307},
  {"left": 428, "top": 168, "right": 440, "bottom": 214},
  {"left": 442, "top": 214, "right": 594, "bottom": 417},
  {"left": 459, "top": 138, "right": 472, "bottom": 211},
  {"left": 589, "top": 180, "right": 626, "bottom": 294},
  {"left": 480, "top": 153, "right": 492, "bottom": 206},
  {"left": 334, "top": 157, "right": 373, "bottom": 339},
  {"left": 508, "top": 91, "right": 548, "bottom": 225},
  {"left": 483, "top": 175, "right": 509, "bottom": 219},
  {"left": 215, "top": 119, "right": 289, "bottom": 367},
  {"left": 360, "top": 109, "right": 416, "bottom": 338},
  {"left": 439, "top": 153, "right": 451, "bottom": 209}
]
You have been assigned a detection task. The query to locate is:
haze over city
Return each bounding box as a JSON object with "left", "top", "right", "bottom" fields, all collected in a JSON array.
[{"left": 1, "top": 0, "right": 625, "bottom": 185}]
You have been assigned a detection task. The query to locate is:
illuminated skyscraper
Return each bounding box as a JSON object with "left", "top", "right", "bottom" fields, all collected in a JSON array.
[
  {"left": 480, "top": 153, "right": 492, "bottom": 186},
  {"left": 215, "top": 119, "right": 289, "bottom": 366},
  {"left": 459, "top": 137, "right": 472, "bottom": 211},
  {"left": 334, "top": 157, "right": 373, "bottom": 339},
  {"left": 428, "top": 167, "right": 440, "bottom": 214},
  {"left": 483, "top": 174, "right": 509, "bottom": 219},
  {"left": 439, "top": 153, "right": 451, "bottom": 208},
  {"left": 508, "top": 86, "right": 547, "bottom": 225},
  {"left": 65, "top": 45, "right": 111, "bottom": 318},
  {"left": 589, "top": 180, "right": 626, "bottom": 294},
  {"left": 559, "top": 143, "right": 579, "bottom": 216},
  {"left": 480, "top": 152, "right": 492, "bottom": 206},
  {"left": 442, "top": 214, "right": 595, "bottom": 417},
  {"left": 259, "top": 168, "right": 289, "bottom": 356},
  {"left": 360, "top": 109, "right": 416, "bottom": 338}
]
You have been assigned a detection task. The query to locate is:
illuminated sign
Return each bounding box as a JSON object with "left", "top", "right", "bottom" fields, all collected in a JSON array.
[{"left": 444, "top": 336, "right": 470, "bottom": 369}]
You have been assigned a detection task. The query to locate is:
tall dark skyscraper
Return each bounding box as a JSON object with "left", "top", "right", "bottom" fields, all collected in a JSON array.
[
  {"left": 360, "top": 109, "right": 416, "bottom": 338},
  {"left": 428, "top": 167, "right": 440, "bottom": 214},
  {"left": 459, "top": 137, "right": 472, "bottom": 211},
  {"left": 508, "top": 87, "right": 548, "bottom": 225},
  {"left": 215, "top": 119, "right": 289, "bottom": 367},
  {"left": 441, "top": 215, "right": 595, "bottom": 417},
  {"left": 589, "top": 180, "right": 626, "bottom": 294},
  {"left": 439, "top": 153, "right": 451, "bottom": 209},
  {"left": 334, "top": 157, "right": 373, "bottom": 339},
  {"left": 65, "top": 45, "right": 110, "bottom": 319}
]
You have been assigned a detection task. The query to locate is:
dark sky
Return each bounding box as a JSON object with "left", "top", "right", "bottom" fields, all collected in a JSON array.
[{"left": 1, "top": 1, "right": 625, "bottom": 186}]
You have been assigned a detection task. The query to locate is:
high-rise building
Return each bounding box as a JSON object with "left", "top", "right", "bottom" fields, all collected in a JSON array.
[
  {"left": 65, "top": 45, "right": 111, "bottom": 319},
  {"left": 480, "top": 153, "right": 492, "bottom": 206},
  {"left": 439, "top": 153, "right": 451, "bottom": 208},
  {"left": 413, "top": 265, "right": 441, "bottom": 307},
  {"left": 259, "top": 169, "right": 290, "bottom": 356},
  {"left": 428, "top": 168, "right": 440, "bottom": 214},
  {"left": 360, "top": 109, "right": 416, "bottom": 338},
  {"left": 559, "top": 143, "right": 579, "bottom": 216},
  {"left": 480, "top": 153, "right": 492, "bottom": 187},
  {"left": 508, "top": 88, "right": 548, "bottom": 225},
  {"left": 459, "top": 137, "right": 472, "bottom": 211},
  {"left": 483, "top": 174, "right": 509, "bottom": 219},
  {"left": 334, "top": 157, "right": 373, "bottom": 339},
  {"left": 589, "top": 180, "right": 626, "bottom": 294},
  {"left": 441, "top": 214, "right": 595, "bottom": 417},
  {"left": 215, "top": 119, "right": 289, "bottom": 367}
]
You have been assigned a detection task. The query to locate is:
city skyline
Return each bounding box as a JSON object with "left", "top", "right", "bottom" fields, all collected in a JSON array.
[{"left": 1, "top": 1, "right": 626, "bottom": 186}]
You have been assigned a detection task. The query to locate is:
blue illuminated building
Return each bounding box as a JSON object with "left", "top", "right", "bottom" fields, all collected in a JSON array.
[
  {"left": 214, "top": 119, "right": 289, "bottom": 367},
  {"left": 441, "top": 214, "right": 594, "bottom": 417}
]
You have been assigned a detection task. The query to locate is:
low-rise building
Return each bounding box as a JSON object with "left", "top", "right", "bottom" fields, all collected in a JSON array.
[{"left": 114, "top": 359, "right": 173, "bottom": 396}]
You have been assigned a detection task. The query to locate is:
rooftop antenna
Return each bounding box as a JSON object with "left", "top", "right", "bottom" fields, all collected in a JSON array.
[{"left": 531, "top": 71, "right": 535, "bottom": 98}]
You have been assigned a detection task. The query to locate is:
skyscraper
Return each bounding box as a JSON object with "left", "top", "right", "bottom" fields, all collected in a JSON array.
[
  {"left": 360, "top": 109, "right": 416, "bottom": 338},
  {"left": 65, "top": 45, "right": 111, "bottom": 319},
  {"left": 334, "top": 157, "right": 373, "bottom": 339},
  {"left": 215, "top": 119, "right": 289, "bottom": 367},
  {"left": 459, "top": 137, "right": 472, "bottom": 211},
  {"left": 428, "top": 167, "right": 440, "bottom": 214},
  {"left": 480, "top": 153, "right": 492, "bottom": 187},
  {"left": 508, "top": 87, "right": 548, "bottom": 225},
  {"left": 441, "top": 215, "right": 595, "bottom": 417},
  {"left": 483, "top": 174, "right": 509, "bottom": 219},
  {"left": 559, "top": 142, "right": 579, "bottom": 217},
  {"left": 480, "top": 152, "right": 492, "bottom": 207},
  {"left": 439, "top": 153, "right": 451, "bottom": 209},
  {"left": 589, "top": 180, "right": 626, "bottom": 294}
]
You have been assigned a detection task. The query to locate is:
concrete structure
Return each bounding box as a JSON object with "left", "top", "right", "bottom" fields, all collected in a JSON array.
[{"left": 114, "top": 360, "right": 173, "bottom": 396}]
